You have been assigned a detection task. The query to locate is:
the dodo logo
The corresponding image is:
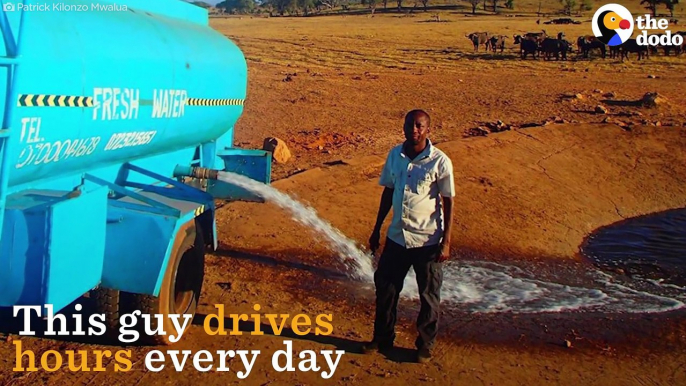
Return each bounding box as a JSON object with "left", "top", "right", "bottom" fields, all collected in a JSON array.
[{"left": 592, "top": 4, "right": 634, "bottom": 46}]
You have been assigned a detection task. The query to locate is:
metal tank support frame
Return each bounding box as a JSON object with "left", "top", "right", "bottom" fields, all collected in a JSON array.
[{"left": 0, "top": 6, "right": 25, "bottom": 238}]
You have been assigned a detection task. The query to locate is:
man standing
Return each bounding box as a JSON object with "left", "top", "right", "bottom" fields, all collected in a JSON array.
[{"left": 362, "top": 109, "right": 455, "bottom": 364}]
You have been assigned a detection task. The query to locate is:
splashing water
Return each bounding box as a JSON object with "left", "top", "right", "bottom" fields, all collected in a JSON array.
[
  {"left": 414, "top": 262, "right": 684, "bottom": 313},
  {"left": 218, "top": 171, "right": 375, "bottom": 281},
  {"left": 217, "top": 171, "right": 684, "bottom": 314}
]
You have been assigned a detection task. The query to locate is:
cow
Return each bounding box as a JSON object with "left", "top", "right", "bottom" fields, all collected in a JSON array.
[
  {"left": 467, "top": 32, "right": 490, "bottom": 52},
  {"left": 619, "top": 38, "right": 649, "bottom": 61},
  {"left": 662, "top": 44, "right": 678, "bottom": 56},
  {"left": 576, "top": 35, "right": 585, "bottom": 53},
  {"left": 540, "top": 38, "right": 563, "bottom": 60},
  {"left": 674, "top": 31, "right": 686, "bottom": 55},
  {"left": 647, "top": 35, "right": 661, "bottom": 56},
  {"left": 540, "top": 38, "right": 573, "bottom": 60},
  {"left": 577, "top": 36, "right": 606, "bottom": 59},
  {"left": 520, "top": 37, "right": 540, "bottom": 59},
  {"left": 489, "top": 35, "right": 507, "bottom": 53},
  {"left": 514, "top": 30, "right": 547, "bottom": 45},
  {"left": 645, "top": 34, "right": 679, "bottom": 56},
  {"left": 609, "top": 45, "right": 622, "bottom": 59}
]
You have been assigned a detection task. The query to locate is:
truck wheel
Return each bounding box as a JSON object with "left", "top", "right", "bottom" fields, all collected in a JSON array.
[
  {"left": 90, "top": 287, "right": 129, "bottom": 341},
  {"left": 130, "top": 221, "right": 205, "bottom": 345}
]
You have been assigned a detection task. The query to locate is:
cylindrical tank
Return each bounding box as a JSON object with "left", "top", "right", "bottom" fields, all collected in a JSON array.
[{"left": 3, "top": 0, "right": 247, "bottom": 193}]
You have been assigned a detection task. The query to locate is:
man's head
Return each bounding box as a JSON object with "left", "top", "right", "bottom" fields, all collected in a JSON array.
[{"left": 403, "top": 109, "right": 431, "bottom": 146}]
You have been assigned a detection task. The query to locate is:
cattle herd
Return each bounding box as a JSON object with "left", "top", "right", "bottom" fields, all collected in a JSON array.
[{"left": 465, "top": 30, "right": 686, "bottom": 61}]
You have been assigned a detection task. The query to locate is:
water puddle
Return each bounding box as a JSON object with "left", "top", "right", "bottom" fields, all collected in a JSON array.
[
  {"left": 581, "top": 208, "right": 686, "bottom": 289},
  {"left": 218, "top": 171, "right": 684, "bottom": 314}
]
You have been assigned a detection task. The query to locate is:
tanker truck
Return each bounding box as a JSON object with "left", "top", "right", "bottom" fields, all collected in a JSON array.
[{"left": 0, "top": 0, "right": 271, "bottom": 344}]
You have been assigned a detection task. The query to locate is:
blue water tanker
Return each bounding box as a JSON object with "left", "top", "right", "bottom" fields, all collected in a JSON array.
[{"left": 0, "top": 0, "right": 271, "bottom": 343}]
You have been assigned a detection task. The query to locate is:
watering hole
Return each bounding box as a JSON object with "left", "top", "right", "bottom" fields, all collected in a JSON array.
[
  {"left": 581, "top": 208, "right": 686, "bottom": 290},
  {"left": 218, "top": 171, "right": 685, "bottom": 315}
]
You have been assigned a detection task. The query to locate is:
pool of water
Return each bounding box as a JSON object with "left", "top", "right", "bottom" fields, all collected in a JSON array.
[{"left": 581, "top": 208, "right": 686, "bottom": 288}]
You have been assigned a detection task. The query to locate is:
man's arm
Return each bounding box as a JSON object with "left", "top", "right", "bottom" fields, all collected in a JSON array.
[
  {"left": 370, "top": 187, "right": 393, "bottom": 254},
  {"left": 438, "top": 196, "right": 454, "bottom": 262},
  {"left": 371, "top": 150, "right": 395, "bottom": 254},
  {"left": 437, "top": 156, "right": 456, "bottom": 262}
]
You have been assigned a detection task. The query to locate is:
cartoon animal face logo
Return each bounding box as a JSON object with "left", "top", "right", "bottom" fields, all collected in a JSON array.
[{"left": 592, "top": 4, "right": 634, "bottom": 46}]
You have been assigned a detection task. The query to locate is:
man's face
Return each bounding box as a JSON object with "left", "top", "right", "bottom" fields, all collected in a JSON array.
[{"left": 404, "top": 114, "right": 430, "bottom": 146}]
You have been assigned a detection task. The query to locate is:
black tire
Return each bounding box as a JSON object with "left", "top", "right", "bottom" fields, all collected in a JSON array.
[
  {"left": 90, "top": 287, "right": 127, "bottom": 342},
  {"left": 128, "top": 221, "right": 206, "bottom": 345}
]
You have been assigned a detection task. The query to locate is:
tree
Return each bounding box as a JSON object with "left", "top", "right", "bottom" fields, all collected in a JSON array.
[
  {"left": 641, "top": 0, "right": 659, "bottom": 16},
  {"left": 315, "top": 0, "right": 339, "bottom": 10},
  {"left": 217, "top": 0, "right": 256, "bottom": 13},
  {"left": 190, "top": 1, "right": 212, "bottom": 8},
  {"left": 265, "top": 0, "right": 294, "bottom": 15},
  {"left": 397, "top": 0, "right": 402, "bottom": 10},
  {"left": 559, "top": 0, "right": 577, "bottom": 15},
  {"left": 366, "top": 0, "right": 377, "bottom": 14},
  {"left": 491, "top": 0, "right": 499, "bottom": 12},
  {"left": 298, "top": 0, "right": 314, "bottom": 15},
  {"left": 420, "top": 0, "right": 428, "bottom": 10},
  {"left": 641, "top": 0, "right": 679, "bottom": 17},
  {"left": 664, "top": 0, "right": 679, "bottom": 17},
  {"left": 505, "top": 0, "right": 514, "bottom": 9},
  {"left": 468, "top": 0, "right": 479, "bottom": 14},
  {"left": 579, "top": 0, "right": 592, "bottom": 13}
]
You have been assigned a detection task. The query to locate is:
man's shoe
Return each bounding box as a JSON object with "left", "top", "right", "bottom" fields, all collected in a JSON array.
[
  {"left": 361, "top": 341, "right": 392, "bottom": 354},
  {"left": 416, "top": 347, "right": 432, "bottom": 363}
]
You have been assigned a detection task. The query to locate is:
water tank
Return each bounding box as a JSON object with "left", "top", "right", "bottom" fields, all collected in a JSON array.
[{"left": 2, "top": 0, "right": 247, "bottom": 194}]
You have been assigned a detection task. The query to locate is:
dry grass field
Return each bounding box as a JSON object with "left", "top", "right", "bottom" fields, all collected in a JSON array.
[
  {"left": 212, "top": 2, "right": 686, "bottom": 180},
  {"left": 2, "top": 1, "right": 686, "bottom": 385}
]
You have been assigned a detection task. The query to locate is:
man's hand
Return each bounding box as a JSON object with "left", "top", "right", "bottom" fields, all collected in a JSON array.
[
  {"left": 437, "top": 242, "right": 450, "bottom": 262},
  {"left": 369, "top": 230, "right": 381, "bottom": 255}
]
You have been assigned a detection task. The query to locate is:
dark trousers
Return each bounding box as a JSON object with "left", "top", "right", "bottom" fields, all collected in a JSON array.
[{"left": 373, "top": 238, "right": 443, "bottom": 351}]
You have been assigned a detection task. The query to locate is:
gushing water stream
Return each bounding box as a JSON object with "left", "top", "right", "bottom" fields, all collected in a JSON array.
[{"left": 218, "top": 171, "right": 684, "bottom": 314}]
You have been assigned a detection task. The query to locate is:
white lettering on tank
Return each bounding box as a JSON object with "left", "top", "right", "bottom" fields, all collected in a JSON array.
[
  {"left": 129, "top": 89, "right": 140, "bottom": 119},
  {"left": 19, "top": 117, "right": 42, "bottom": 144},
  {"left": 103, "top": 130, "right": 157, "bottom": 151},
  {"left": 15, "top": 136, "right": 101, "bottom": 169},
  {"left": 162, "top": 91, "right": 169, "bottom": 117},
  {"left": 112, "top": 88, "right": 120, "bottom": 120},
  {"left": 152, "top": 89, "right": 187, "bottom": 119},
  {"left": 179, "top": 91, "right": 186, "bottom": 117},
  {"left": 102, "top": 88, "right": 112, "bottom": 120},
  {"left": 171, "top": 93, "right": 179, "bottom": 117},
  {"left": 92, "top": 87, "right": 140, "bottom": 121},
  {"left": 121, "top": 89, "right": 129, "bottom": 119},
  {"left": 92, "top": 88, "right": 102, "bottom": 120}
]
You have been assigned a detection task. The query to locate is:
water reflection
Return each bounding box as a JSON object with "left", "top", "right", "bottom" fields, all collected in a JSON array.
[{"left": 581, "top": 208, "right": 686, "bottom": 286}]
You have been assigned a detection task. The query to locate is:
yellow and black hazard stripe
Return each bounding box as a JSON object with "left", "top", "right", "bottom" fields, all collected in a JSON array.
[
  {"left": 185, "top": 98, "right": 244, "bottom": 106},
  {"left": 17, "top": 94, "right": 94, "bottom": 107},
  {"left": 17, "top": 94, "right": 243, "bottom": 108},
  {"left": 194, "top": 205, "right": 206, "bottom": 217}
]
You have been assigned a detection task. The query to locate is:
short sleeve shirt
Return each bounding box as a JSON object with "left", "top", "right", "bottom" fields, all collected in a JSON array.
[{"left": 378, "top": 139, "right": 455, "bottom": 249}]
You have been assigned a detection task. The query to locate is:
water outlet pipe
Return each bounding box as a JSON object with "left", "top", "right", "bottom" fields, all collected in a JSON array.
[{"left": 173, "top": 165, "right": 221, "bottom": 180}]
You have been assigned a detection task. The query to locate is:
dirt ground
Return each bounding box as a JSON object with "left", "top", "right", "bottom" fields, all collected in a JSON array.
[{"left": 3, "top": 5, "right": 686, "bottom": 386}]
